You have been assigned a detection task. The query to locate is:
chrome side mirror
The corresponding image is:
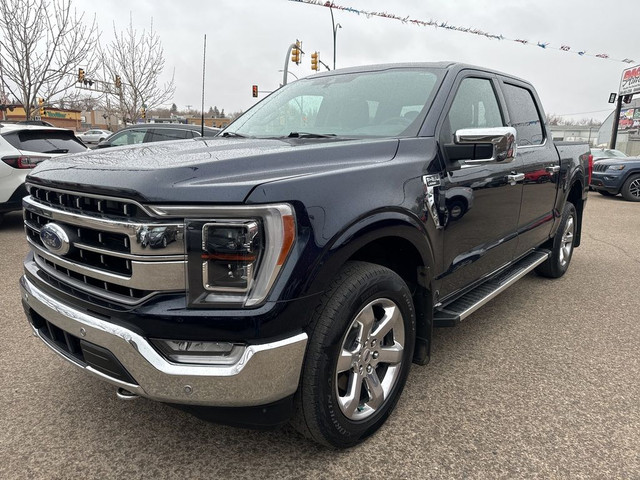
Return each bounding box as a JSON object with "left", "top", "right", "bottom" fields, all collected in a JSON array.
[{"left": 454, "top": 127, "right": 517, "bottom": 164}]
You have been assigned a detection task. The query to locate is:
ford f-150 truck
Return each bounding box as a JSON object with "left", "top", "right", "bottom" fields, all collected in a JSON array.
[{"left": 20, "top": 63, "right": 591, "bottom": 448}]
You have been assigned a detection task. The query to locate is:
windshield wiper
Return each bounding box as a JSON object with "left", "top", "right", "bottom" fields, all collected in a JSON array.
[
  {"left": 287, "top": 132, "right": 336, "bottom": 139},
  {"left": 221, "top": 131, "right": 247, "bottom": 138}
]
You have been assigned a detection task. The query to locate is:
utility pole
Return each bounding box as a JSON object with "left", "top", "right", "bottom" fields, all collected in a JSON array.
[
  {"left": 609, "top": 95, "right": 624, "bottom": 149},
  {"left": 330, "top": 7, "right": 341, "bottom": 70},
  {"left": 201, "top": 34, "right": 207, "bottom": 136}
]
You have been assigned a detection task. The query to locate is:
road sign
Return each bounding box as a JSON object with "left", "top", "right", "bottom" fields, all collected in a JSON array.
[
  {"left": 34, "top": 115, "right": 41, "bottom": 121},
  {"left": 619, "top": 64, "right": 640, "bottom": 96}
]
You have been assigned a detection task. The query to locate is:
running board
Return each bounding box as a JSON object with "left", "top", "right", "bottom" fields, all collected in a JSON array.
[{"left": 433, "top": 250, "right": 550, "bottom": 327}]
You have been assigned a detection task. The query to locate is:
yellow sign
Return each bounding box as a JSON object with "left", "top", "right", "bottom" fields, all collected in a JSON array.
[{"left": 11, "top": 105, "right": 81, "bottom": 120}]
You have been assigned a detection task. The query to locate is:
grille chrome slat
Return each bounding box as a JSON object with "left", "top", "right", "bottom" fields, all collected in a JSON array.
[
  {"left": 29, "top": 238, "right": 186, "bottom": 291},
  {"left": 24, "top": 185, "right": 187, "bottom": 306}
]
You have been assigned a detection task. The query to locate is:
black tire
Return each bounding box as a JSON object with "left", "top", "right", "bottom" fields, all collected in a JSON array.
[
  {"left": 598, "top": 191, "right": 615, "bottom": 197},
  {"left": 536, "top": 202, "right": 577, "bottom": 278},
  {"left": 621, "top": 174, "right": 640, "bottom": 202},
  {"left": 292, "top": 261, "right": 416, "bottom": 448},
  {"left": 0, "top": 213, "right": 4, "bottom": 226}
]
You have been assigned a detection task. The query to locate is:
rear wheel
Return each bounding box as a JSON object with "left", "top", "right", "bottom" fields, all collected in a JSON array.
[
  {"left": 621, "top": 174, "right": 640, "bottom": 202},
  {"left": 292, "top": 261, "right": 415, "bottom": 448},
  {"left": 536, "top": 202, "right": 576, "bottom": 278}
]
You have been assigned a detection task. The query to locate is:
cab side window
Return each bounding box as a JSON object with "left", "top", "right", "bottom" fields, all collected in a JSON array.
[
  {"left": 502, "top": 83, "right": 544, "bottom": 146},
  {"left": 442, "top": 77, "right": 504, "bottom": 144}
]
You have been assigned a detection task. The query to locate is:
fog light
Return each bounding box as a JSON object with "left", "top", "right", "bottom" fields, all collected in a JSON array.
[{"left": 151, "top": 339, "right": 244, "bottom": 365}]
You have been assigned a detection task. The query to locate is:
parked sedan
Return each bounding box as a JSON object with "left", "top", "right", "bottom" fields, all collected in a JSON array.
[
  {"left": 77, "top": 129, "right": 112, "bottom": 145},
  {"left": 590, "top": 157, "right": 640, "bottom": 201},
  {"left": 0, "top": 124, "right": 88, "bottom": 225}
]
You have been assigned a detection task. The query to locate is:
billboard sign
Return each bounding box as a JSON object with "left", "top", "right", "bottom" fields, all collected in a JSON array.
[
  {"left": 618, "top": 107, "right": 640, "bottom": 130},
  {"left": 619, "top": 65, "right": 640, "bottom": 96}
]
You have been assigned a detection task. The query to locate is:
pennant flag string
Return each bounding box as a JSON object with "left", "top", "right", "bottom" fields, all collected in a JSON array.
[{"left": 289, "top": 0, "right": 634, "bottom": 64}]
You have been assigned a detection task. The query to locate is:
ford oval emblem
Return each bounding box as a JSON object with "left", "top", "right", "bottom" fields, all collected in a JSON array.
[{"left": 40, "top": 223, "right": 71, "bottom": 256}]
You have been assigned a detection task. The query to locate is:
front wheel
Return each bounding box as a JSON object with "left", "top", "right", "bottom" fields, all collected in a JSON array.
[
  {"left": 536, "top": 202, "right": 576, "bottom": 278},
  {"left": 621, "top": 174, "right": 640, "bottom": 202},
  {"left": 292, "top": 261, "right": 416, "bottom": 448}
]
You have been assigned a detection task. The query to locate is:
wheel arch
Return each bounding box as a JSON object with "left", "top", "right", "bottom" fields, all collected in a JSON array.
[{"left": 302, "top": 210, "right": 437, "bottom": 363}]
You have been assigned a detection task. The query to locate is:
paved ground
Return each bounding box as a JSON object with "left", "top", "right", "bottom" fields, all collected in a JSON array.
[{"left": 1, "top": 192, "right": 639, "bottom": 480}]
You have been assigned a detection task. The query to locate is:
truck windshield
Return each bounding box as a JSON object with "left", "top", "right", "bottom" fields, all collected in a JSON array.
[{"left": 227, "top": 68, "right": 441, "bottom": 138}]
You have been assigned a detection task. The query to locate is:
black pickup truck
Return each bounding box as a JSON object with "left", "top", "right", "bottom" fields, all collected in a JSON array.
[{"left": 20, "top": 63, "right": 590, "bottom": 448}]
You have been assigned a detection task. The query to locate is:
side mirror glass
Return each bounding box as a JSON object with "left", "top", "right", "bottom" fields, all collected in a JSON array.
[{"left": 454, "top": 127, "right": 517, "bottom": 164}]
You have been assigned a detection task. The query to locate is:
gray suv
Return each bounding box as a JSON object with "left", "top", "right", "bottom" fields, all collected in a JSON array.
[{"left": 96, "top": 123, "right": 220, "bottom": 149}]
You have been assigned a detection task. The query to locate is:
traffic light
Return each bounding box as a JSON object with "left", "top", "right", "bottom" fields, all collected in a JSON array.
[
  {"left": 252, "top": 85, "right": 258, "bottom": 98},
  {"left": 311, "top": 52, "right": 319, "bottom": 71},
  {"left": 115, "top": 75, "right": 122, "bottom": 89},
  {"left": 291, "top": 40, "right": 301, "bottom": 65},
  {"left": 78, "top": 68, "right": 85, "bottom": 83},
  {"left": 38, "top": 98, "right": 45, "bottom": 117},
  {"left": 141, "top": 107, "right": 146, "bottom": 119}
]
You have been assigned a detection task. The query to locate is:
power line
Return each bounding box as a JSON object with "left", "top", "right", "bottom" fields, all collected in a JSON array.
[{"left": 554, "top": 109, "right": 613, "bottom": 116}]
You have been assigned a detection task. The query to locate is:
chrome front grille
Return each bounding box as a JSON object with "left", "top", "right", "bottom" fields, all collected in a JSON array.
[
  {"left": 593, "top": 163, "right": 609, "bottom": 172},
  {"left": 23, "top": 184, "right": 186, "bottom": 306}
]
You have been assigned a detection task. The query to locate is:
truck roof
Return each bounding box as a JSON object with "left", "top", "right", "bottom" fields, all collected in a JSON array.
[{"left": 308, "top": 61, "right": 531, "bottom": 85}]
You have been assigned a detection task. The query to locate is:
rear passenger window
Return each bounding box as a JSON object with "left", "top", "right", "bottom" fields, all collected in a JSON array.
[
  {"left": 147, "top": 129, "right": 192, "bottom": 142},
  {"left": 502, "top": 83, "right": 544, "bottom": 146}
]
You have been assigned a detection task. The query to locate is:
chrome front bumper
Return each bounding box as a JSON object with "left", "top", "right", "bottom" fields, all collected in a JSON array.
[{"left": 20, "top": 275, "right": 308, "bottom": 407}]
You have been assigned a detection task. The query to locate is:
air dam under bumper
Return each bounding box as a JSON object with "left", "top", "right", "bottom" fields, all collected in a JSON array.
[{"left": 20, "top": 276, "right": 308, "bottom": 407}]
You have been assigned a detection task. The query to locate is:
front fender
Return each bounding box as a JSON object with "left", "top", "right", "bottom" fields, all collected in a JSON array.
[{"left": 299, "top": 209, "right": 436, "bottom": 298}]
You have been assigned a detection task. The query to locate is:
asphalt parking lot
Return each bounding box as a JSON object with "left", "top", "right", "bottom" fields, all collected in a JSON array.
[{"left": 1, "top": 192, "right": 638, "bottom": 480}]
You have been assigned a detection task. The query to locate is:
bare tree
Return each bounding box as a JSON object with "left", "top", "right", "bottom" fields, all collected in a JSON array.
[
  {"left": 101, "top": 16, "right": 175, "bottom": 123},
  {"left": 0, "top": 0, "right": 99, "bottom": 119}
]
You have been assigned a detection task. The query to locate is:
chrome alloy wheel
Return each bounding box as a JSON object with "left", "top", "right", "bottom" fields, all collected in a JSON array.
[
  {"left": 559, "top": 215, "right": 575, "bottom": 267},
  {"left": 335, "top": 298, "right": 405, "bottom": 421}
]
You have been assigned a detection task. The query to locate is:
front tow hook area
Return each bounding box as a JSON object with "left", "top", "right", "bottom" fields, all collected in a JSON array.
[{"left": 116, "top": 387, "right": 139, "bottom": 400}]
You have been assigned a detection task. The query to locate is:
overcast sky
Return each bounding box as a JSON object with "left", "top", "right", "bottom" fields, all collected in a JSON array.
[{"left": 80, "top": 0, "right": 637, "bottom": 121}]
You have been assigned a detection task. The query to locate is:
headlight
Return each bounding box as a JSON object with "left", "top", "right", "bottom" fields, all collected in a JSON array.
[
  {"left": 607, "top": 164, "right": 626, "bottom": 170},
  {"left": 183, "top": 204, "right": 295, "bottom": 308}
]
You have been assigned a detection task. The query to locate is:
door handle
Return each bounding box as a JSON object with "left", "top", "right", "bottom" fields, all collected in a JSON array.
[
  {"left": 546, "top": 165, "right": 561, "bottom": 173},
  {"left": 507, "top": 173, "right": 525, "bottom": 185}
]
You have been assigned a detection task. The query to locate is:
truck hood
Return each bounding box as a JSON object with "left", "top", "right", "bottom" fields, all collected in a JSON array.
[{"left": 28, "top": 137, "right": 399, "bottom": 203}]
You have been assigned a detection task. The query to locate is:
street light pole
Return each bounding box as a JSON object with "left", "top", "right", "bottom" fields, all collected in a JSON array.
[{"left": 330, "top": 7, "right": 341, "bottom": 70}]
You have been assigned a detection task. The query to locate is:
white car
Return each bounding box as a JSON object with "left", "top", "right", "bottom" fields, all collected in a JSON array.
[
  {"left": 0, "top": 124, "right": 88, "bottom": 225},
  {"left": 77, "top": 128, "right": 112, "bottom": 144}
]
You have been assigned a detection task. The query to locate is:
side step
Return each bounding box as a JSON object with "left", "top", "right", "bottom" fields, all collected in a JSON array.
[{"left": 433, "top": 250, "right": 550, "bottom": 327}]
